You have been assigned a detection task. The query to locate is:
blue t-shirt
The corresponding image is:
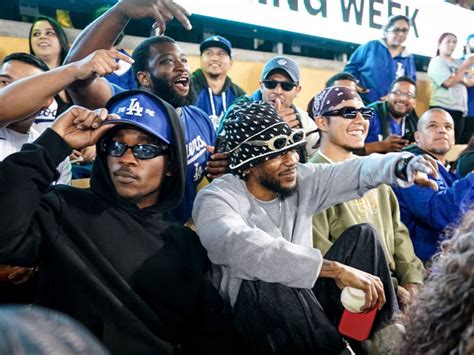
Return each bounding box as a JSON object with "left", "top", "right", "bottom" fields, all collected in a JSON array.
[{"left": 109, "top": 83, "right": 216, "bottom": 222}]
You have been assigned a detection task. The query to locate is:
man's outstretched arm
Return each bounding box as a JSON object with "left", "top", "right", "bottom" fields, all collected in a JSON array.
[
  {"left": 64, "top": 0, "right": 192, "bottom": 109},
  {"left": 0, "top": 50, "right": 131, "bottom": 124}
]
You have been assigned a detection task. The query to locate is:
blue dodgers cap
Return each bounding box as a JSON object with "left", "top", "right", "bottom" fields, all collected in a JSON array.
[
  {"left": 199, "top": 35, "right": 232, "bottom": 57},
  {"left": 105, "top": 90, "right": 173, "bottom": 144},
  {"left": 261, "top": 56, "right": 300, "bottom": 83}
]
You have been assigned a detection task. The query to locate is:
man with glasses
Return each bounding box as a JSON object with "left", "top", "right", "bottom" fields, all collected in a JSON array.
[
  {"left": 345, "top": 15, "right": 417, "bottom": 104},
  {"left": 363, "top": 76, "right": 419, "bottom": 154},
  {"left": 191, "top": 35, "right": 246, "bottom": 127},
  {"left": 311, "top": 86, "right": 424, "bottom": 312},
  {"left": 193, "top": 96, "right": 439, "bottom": 354},
  {"left": 247, "top": 55, "right": 319, "bottom": 160},
  {"left": 0, "top": 90, "right": 234, "bottom": 353}
]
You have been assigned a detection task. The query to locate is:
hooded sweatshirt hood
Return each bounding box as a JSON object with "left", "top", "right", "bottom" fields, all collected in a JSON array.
[{"left": 90, "top": 90, "right": 187, "bottom": 213}]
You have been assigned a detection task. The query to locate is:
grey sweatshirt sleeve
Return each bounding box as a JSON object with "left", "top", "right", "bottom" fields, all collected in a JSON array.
[
  {"left": 193, "top": 181, "right": 323, "bottom": 289},
  {"left": 303, "top": 152, "right": 410, "bottom": 215}
]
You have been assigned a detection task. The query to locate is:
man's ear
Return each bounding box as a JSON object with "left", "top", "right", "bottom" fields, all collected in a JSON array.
[
  {"left": 137, "top": 71, "right": 151, "bottom": 88},
  {"left": 315, "top": 115, "right": 329, "bottom": 132},
  {"left": 414, "top": 131, "right": 421, "bottom": 143}
]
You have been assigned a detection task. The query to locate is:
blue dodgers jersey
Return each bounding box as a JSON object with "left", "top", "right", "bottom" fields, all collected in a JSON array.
[{"left": 173, "top": 105, "right": 216, "bottom": 222}]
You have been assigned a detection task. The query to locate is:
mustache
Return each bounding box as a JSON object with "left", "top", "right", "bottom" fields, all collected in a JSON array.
[{"left": 113, "top": 167, "right": 137, "bottom": 179}]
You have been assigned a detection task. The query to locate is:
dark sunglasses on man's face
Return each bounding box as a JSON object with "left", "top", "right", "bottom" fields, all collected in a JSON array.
[
  {"left": 103, "top": 140, "right": 169, "bottom": 160},
  {"left": 262, "top": 80, "right": 298, "bottom": 91},
  {"left": 322, "top": 107, "right": 374, "bottom": 120}
]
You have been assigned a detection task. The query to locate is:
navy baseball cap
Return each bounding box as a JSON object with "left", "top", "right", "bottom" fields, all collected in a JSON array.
[
  {"left": 200, "top": 35, "right": 232, "bottom": 57},
  {"left": 104, "top": 90, "right": 174, "bottom": 144},
  {"left": 262, "top": 56, "right": 300, "bottom": 83}
]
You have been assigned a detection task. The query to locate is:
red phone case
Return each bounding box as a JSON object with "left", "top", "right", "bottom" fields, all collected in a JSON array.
[{"left": 338, "top": 306, "right": 378, "bottom": 341}]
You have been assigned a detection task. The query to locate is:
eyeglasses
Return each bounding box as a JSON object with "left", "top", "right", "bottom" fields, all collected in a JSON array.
[
  {"left": 103, "top": 140, "right": 169, "bottom": 160},
  {"left": 390, "top": 90, "right": 416, "bottom": 99},
  {"left": 262, "top": 80, "right": 298, "bottom": 91},
  {"left": 322, "top": 107, "right": 374, "bottom": 120},
  {"left": 388, "top": 28, "right": 409, "bottom": 34},
  {"left": 243, "top": 129, "right": 306, "bottom": 151}
]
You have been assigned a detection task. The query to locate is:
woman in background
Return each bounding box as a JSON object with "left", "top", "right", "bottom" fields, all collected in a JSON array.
[{"left": 428, "top": 32, "right": 474, "bottom": 143}]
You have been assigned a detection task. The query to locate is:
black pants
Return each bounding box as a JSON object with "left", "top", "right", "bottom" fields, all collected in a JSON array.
[
  {"left": 430, "top": 106, "right": 465, "bottom": 144},
  {"left": 233, "top": 224, "right": 398, "bottom": 355}
]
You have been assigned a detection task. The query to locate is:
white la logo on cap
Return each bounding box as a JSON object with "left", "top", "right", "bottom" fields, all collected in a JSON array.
[
  {"left": 125, "top": 98, "right": 143, "bottom": 117},
  {"left": 277, "top": 59, "right": 288, "bottom": 66},
  {"left": 212, "top": 36, "right": 219, "bottom": 41}
]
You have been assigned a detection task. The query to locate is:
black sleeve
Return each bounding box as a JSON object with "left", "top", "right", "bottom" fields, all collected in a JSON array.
[{"left": 0, "top": 128, "right": 72, "bottom": 266}]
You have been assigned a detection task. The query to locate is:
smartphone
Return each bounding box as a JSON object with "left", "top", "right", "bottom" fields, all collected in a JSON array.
[
  {"left": 338, "top": 306, "right": 378, "bottom": 341},
  {"left": 214, "top": 135, "right": 227, "bottom": 154}
]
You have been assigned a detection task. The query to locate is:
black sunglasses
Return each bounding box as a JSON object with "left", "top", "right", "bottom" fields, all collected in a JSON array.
[
  {"left": 262, "top": 80, "right": 297, "bottom": 91},
  {"left": 322, "top": 107, "right": 374, "bottom": 120},
  {"left": 103, "top": 140, "right": 169, "bottom": 160}
]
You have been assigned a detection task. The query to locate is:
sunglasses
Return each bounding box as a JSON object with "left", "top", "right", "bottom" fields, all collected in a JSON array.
[
  {"left": 103, "top": 140, "right": 169, "bottom": 160},
  {"left": 322, "top": 107, "right": 374, "bottom": 120},
  {"left": 262, "top": 80, "right": 298, "bottom": 91},
  {"left": 244, "top": 129, "right": 306, "bottom": 151}
]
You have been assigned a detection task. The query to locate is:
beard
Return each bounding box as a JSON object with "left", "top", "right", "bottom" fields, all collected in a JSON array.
[
  {"left": 149, "top": 75, "right": 196, "bottom": 108},
  {"left": 259, "top": 174, "right": 298, "bottom": 199},
  {"left": 387, "top": 101, "right": 410, "bottom": 119}
]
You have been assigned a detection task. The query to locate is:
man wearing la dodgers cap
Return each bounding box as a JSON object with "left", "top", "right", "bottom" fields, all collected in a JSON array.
[
  {"left": 0, "top": 91, "right": 236, "bottom": 353},
  {"left": 191, "top": 35, "right": 246, "bottom": 125}
]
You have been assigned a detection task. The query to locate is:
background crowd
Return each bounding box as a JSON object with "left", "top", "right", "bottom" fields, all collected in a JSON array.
[{"left": 0, "top": 1, "right": 472, "bottom": 354}]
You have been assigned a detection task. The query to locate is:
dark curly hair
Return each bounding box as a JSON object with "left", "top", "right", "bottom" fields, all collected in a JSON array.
[{"left": 398, "top": 209, "right": 474, "bottom": 355}]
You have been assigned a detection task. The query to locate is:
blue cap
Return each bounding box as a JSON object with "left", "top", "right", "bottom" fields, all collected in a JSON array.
[
  {"left": 262, "top": 56, "right": 300, "bottom": 83},
  {"left": 200, "top": 35, "right": 232, "bottom": 57},
  {"left": 105, "top": 90, "right": 173, "bottom": 144}
]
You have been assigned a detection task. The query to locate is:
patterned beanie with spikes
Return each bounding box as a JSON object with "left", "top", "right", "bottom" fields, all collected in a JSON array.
[{"left": 224, "top": 100, "right": 307, "bottom": 177}]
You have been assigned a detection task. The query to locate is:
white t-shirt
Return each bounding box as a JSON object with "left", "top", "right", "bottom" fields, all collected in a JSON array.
[
  {"left": 0, "top": 127, "right": 71, "bottom": 185},
  {"left": 33, "top": 98, "right": 59, "bottom": 134}
]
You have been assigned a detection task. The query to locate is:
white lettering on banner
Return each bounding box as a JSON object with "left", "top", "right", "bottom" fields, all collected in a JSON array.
[
  {"left": 125, "top": 98, "right": 143, "bottom": 116},
  {"left": 178, "top": 0, "right": 473, "bottom": 57},
  {"left": 187, "top": 135, "right": 208, "bottom": 164}
]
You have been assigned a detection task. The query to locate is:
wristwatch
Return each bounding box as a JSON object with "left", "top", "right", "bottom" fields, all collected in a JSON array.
[{"left": 395, "top": 155, "right": 414, "bottom": 181}]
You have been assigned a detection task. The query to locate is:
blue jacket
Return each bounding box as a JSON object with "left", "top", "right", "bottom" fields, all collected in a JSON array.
[
  {"left": 393, "top": 146, "right": 474, "bottom": 261},
  {"left": 345, "top": 40, "right": 417, "bottom": 104},
  {"left": 109, "top": 83, "right": 216, "bottom": 222},
  {"left": 191, "top": 69, "right": 246, "bottom": 127}
]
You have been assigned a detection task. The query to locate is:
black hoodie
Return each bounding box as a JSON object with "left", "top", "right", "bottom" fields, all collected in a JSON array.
[{"left": 0, "top": 96, "right": 235, "bottom": 354}]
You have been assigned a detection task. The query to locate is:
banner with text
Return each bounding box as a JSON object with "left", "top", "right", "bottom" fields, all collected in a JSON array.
[{"left": 178, "top": 0, "right": 473, "bottom": 57}]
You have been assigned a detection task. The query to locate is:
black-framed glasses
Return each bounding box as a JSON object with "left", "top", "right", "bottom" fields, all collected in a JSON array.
[
  {"left": 103, "top": 140, "right": 169, "bottom": 160},
  {"left": 243, "top": 129, "right": 306, "bottom": 151},
  {"left": 390, "top": 90, "right": 416, "bottom": 99},
  {"left": 322, "top": 107, "right": 374, "bottom": 120},
  {"left": 388, "top": 28, "right": 409, "bottom": 34},
  {"left": 262, "top": 80, "right": 298, "bottom": 91}
]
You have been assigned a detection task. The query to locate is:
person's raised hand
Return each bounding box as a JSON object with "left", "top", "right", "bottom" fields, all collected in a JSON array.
[
  {"left": 205, "top": 145, "right": 230, "bottom": 179},
  {"left": 116, "top": 0, "right": 191, "bottom": 35},
  {"left": 72, "top": 49, "right": 134, "bottom": 81},
  {"left": 275, "top": 98, "right": 300, "bottom": 128},
  {"left": 52, "top": 106, "right": 119, "bottom": 150}
]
